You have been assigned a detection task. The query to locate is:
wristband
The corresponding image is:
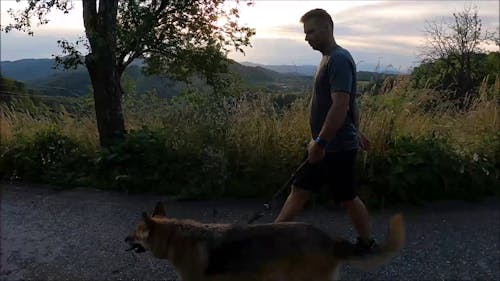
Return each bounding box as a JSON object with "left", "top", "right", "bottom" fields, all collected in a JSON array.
[{"left": 314, "top": 136, "right": 328, "bottom": 149}]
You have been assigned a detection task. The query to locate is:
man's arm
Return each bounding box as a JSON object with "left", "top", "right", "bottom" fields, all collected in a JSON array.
[
  {"left": 307, "top": 91, "right": 349, "bottom": 163},
  {"left": 318, "top": 92, "right": 350, "bottom": 141}
]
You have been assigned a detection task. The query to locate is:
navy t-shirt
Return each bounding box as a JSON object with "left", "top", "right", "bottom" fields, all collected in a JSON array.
[{"left": 310, "top": 46, "right": 359, "bottom": 152}]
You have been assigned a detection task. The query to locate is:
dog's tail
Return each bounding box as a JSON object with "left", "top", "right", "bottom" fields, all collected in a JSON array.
[{"left": 333, "top": 214, "right": 405, "bottom": 271}]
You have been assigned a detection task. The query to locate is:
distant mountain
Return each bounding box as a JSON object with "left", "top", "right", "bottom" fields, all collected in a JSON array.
[
  {"left": 0, "top": 59, "right": 312, "bottom": 97},
  {"left": 240, "top": 61, "right": 400, "bottom": 79},
  {"left": 0, "top": 59, "right": 66, "bottom": 81},
  {"left": 1, "top": 58, "right": 396, "bottom": 98},
  {"left": 228, "top": 63, "right": 284, "bottom": 83},
  {"left": 23, "top": 67, "right": 93, "bottom": 97},
  {"left": 241, "top": 62, "right": 316, "bottom": 76}
]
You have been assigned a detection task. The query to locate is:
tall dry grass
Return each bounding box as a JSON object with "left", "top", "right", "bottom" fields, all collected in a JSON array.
[
  {"left": 359, "top": 76, "right": 499, "bottom": 159},
  {"left": 1, "top": 105, "right": 99, "bottom": 150},
  {"left": 1, "top": 76, "right": 498, "bottom": 171},
  {"left": 1, "top": 77, "right": 498, "bottom": 201}
]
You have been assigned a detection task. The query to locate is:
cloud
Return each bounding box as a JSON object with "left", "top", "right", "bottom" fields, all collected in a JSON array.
[
  {"left": 242, "top": 1, "right": 498, "bottom": 67},
  {"left": 261, "top": 24, "right": 304, "bottom": 39},
  {"left": 335, "top": 1, "right": 499, "bottom": 21},
  {"left": 228, "top": 37, "right": 418, "bottom": 72},
  {"left": 2, "top": 0, "right": 497, "bottom": 69},
  {"left": 230, "top": 38, "right": 320, "bottom": 65},
  {"left": 335, "top": 1, "right": 499, "bottom": 33},
  {"left": 340, "top": 35, "right": 422, "bottom": 54},
  {"left": 266, "top": 1, "right": 499, "bottom": 39}
]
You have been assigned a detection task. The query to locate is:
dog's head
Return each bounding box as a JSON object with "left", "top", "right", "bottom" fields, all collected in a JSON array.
[{"left": 124, "top": 202, "right": 166, "bottom": 254}]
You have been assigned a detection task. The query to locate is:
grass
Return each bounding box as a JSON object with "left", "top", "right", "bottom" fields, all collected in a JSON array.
[
  {"left": 1, "top": 77, "right": 498, "bottom": 203},
  {"left": 359, "top": 76, "right": 499, "bottom": 159}
]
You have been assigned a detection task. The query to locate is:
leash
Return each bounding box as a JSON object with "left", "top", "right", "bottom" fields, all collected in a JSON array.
[{"left": 247, "top": 159, "right": 308, "bottom": 224}]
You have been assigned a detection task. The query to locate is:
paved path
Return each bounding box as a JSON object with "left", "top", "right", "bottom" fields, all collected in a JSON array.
[{"left": 1, "top": 183, "right": 499, "bottom": 280}]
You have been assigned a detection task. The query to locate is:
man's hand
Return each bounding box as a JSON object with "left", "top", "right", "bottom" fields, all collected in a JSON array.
[
  {"left": 308, "top": 139, "right": 326, "bottom": 163},
  {"left": 358, "top": 132, "right": 372, "bottom": 151}
]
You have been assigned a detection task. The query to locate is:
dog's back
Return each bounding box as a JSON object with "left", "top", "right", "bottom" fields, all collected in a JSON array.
[
  {"left": 205, "top": 222, "right": 337, "bottom": 275},
  {"left": 202, "top": 215, "right": 404, "bottom": 280}
]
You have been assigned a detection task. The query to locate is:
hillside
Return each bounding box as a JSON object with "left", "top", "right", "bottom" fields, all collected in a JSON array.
[
  {"left": 0, "top": 59, "right": 66, "bottom": 81},
  {"left": 240, "top": 62, "right": 317, "bottom": 76},
  {"left": 240, "top": 62, "right": 399, "bottom": 78},
  {"left": 0, "top": 59, "right": 312, "bottom": 97},
  {"left": 0, "top": 59, "right": 392, "bottom": 98}
]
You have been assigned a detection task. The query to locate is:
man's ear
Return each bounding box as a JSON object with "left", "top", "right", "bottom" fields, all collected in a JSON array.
[
  {"left": 142, "top": 212, "right": 154, "bottom": 228},
  {"left": 152, "top": 202, "right": 166, "bottom": 217}
]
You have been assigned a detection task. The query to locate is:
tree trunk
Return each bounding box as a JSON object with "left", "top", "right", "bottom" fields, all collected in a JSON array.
[
  {"left": 86, "top": 54, "right": 125, "bottom": 147},
  {"left": 82, "top": 0, "right": 124, "bottom": 147}
]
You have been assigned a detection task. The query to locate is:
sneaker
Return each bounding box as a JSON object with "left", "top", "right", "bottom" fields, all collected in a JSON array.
[{"left": 355, "top": 237, "right": 380, "bottom": 254}]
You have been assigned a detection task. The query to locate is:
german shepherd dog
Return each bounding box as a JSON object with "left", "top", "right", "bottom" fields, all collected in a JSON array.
[{"left": 125, "top": 203, "right": 404, "bottom": 281}]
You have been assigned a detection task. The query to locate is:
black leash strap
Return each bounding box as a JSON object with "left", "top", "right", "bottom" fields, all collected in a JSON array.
[{"left": 247, "top": 159, "right": 308, "bottom": 224}]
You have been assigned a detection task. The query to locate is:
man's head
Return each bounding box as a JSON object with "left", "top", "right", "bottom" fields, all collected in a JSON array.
[{"left": 300, "top": 9, "right": 334, "bottom": 52}]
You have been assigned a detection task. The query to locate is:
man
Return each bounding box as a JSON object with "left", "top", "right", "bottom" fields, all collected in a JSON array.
[{"left": 274, "top": 8, "right": 377, "bottom": 251}]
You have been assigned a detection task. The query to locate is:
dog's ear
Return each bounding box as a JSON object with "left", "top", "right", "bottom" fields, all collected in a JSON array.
[
  {"left": 152, "top": 202, "right": 166, "bottom": 217},
  {"left": 142, "top": 212, "right": 154, "bottom": 228}
]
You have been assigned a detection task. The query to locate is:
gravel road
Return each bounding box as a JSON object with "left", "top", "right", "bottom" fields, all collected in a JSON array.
[{"left": 1, "top": 183, "right": 499, "bottom": 281}]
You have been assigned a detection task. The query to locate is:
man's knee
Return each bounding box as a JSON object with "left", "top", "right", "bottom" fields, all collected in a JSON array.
[
  {"left": 340, "top": 196, "right": 360, "bottom": 209},
  {"left": 290, "top": 185, "right": 311, "bottom": 201}
]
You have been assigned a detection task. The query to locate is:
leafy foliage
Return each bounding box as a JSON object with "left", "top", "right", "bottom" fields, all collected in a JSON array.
[
  {"left": 2, "top": 84, "right": 498, "bottom": 206},
  {"left": 416, "top": 5, "right": 499, "bottom": 102},
  {"left": 0, "top": 127, "right": 93, "bottom": 186},
  {"left": 92, "top": 126, "right": 229, "bottom": 198},
  {"left": 360, "top": 136, "right": 498, "bottom": 207},
  {"left": 412, "top": 52, "right": 500, "bottom": 96}
]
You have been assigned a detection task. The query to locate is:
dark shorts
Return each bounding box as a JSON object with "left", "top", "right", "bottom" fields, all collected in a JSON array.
[{"left": 293, "top": 149, "right": 358, "bottom": 203}]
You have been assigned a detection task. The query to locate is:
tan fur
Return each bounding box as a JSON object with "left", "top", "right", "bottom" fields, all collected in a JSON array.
[{"left": 125, "top": 203, "right": 404, "bottom": 281}]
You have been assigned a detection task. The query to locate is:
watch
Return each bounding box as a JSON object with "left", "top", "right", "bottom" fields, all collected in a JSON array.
[{"left": 314, "top": 136, "right": 329, "bottom": 149}]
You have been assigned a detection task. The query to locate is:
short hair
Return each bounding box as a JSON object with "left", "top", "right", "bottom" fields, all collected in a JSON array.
[{"left": 300, "top": 9, "right": 334, "bottom": 30}]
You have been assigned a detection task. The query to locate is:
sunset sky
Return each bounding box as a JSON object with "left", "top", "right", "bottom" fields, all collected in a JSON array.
[{"left": 1, "top": 1, "right": 499, "bottom": 72}]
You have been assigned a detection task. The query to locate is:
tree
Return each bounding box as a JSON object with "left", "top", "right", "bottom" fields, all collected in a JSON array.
[
  {"left": 418, "top": 5, "right": 497, "bottom": 101},
  {"left": 4, "top": 0, "right": 255, "bottom": 147}
]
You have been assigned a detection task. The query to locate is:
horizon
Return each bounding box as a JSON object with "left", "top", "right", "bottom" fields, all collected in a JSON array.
[
  {"left": 1, "top": 1, "right": 499, "bottom": 73},
  {"left": 0, "top": 57, "right": 401, "bottom": 76}
]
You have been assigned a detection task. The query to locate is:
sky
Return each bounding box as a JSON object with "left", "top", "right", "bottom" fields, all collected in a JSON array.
[{"left": 1, "top": 0, "right": 499, "bottom": 72}]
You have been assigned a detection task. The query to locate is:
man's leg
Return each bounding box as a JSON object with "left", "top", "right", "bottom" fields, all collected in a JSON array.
[
  {"left": 274, "top": 185, "right": 311, "bottom": 223},
  {"left": 341, "top": 196, "right": 373, "bottom": 242}
]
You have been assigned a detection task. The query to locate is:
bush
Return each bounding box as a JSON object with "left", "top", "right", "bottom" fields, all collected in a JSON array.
[
  {"left": 1, "top": 86, "right": 498, "bottom": 206},
  {"left": 0, "top": 127, "right": 92, "bottom": 186},
  {"left": 360, "top": 136, "right": 498, "bottom": 207},
  {"left": 93, "top": 126, "right": 229, "bottom": 198}
]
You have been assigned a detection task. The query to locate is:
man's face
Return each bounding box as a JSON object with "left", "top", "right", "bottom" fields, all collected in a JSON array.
[{"left": 303, "top": 18, "right": 329, "bottom": 51}]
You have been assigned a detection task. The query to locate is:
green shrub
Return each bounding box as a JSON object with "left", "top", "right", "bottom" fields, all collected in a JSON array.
[
  {"left": 92, "top": 126, "right": 229, "bottom": 198},
  {"left": 0, "top": 127, "right": 92, "bottom": 186},
  {"left": 360, "top": 135, "right": 498, "bottom": 207}
]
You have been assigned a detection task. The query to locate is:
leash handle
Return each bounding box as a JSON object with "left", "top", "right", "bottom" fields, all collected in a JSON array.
[
  {"left": 273, "top": 159, "right": 308, "bottom": 199},
  {"left": 247, "top": 159, "right": 308, "bottom": 224}
]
